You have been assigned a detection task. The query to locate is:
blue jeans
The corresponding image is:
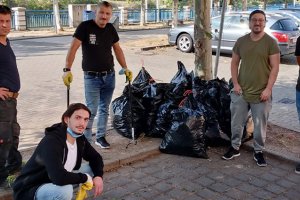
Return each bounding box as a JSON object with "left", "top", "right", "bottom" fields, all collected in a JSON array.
[
  {"left": 230, "top": 91, "right": 272, "bottom": 152},
  {"left": 296, "top": 90, "right": 300, "bottom": 122},
  {"left": 83, "top": 72, "right": 115, "bottom": 141},
  {"left": 35, "top": 164, "right": 93, "bottom": 200}
]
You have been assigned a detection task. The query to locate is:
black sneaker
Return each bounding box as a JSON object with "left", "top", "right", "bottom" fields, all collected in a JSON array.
[
  {"left": 254, "top": 152, "right": 267, "bottom": 167},
  {"left": 222, "top": 146, "right": 240, "bottom": 160},
  {"left": 295, "top": 163, "right": 300, "bottom": 174},
  {"left": 95, "top": 137, "right": 110, "bottom": 149}
]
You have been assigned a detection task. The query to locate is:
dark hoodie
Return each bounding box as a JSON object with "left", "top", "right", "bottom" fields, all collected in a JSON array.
[{"left": 12, "top": 123, "right": 104, "bottom": 200}]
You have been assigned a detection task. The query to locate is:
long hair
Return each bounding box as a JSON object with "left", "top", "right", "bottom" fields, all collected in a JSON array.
[
  {"left": 61, "top": 103, "right": 91, "bottom": 126},
  {"left": 0, "top": 5, "right": 11, "bottom": 15}
]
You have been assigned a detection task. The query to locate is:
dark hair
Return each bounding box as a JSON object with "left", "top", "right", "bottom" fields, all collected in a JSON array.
[
  {"left": 98, "top": 1, "right": 113, "bottom": 9},
  {"left": 0, "top": 5, "right": 11, "bottom": 15},
  {"left": 61, "top": 103, "right": 91, "bottom": 126},
  {"left": 249, "top": 10, "right": 266, "bottom": 21}
]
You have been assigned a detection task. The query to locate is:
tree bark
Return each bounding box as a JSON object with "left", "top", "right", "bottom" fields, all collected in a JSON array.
[{"left": 194, "top": 0, "right": 212, "bottom": 80}]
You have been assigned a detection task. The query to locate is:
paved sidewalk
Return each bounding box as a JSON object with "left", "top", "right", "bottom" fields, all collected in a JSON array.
[{"left": 95, "top": 148, "right": 300, "bottom": 200}]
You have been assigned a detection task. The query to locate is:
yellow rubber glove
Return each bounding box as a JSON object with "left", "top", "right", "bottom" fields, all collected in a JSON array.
[
  {"left": 62, "top": 71, "right": 73, "bottom": 87},
  {"left": 75, "top": 181, "right": 93, "bottom": 200},
  {"left": 124, "top": 69, "right": 133, "bottom": 83}
]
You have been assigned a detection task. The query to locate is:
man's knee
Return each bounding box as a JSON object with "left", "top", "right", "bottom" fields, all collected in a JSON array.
[{"left": 52, "top": 185, "right": 74, "bottom": 200}]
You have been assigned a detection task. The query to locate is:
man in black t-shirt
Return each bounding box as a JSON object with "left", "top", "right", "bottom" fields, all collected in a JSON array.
[
  {"left": 294, "top": 36, "right": 300, "bottom": 174},
  {"left": 63, "top": 1, "right": 132, "bottom": 149},
  {"left": 0, "top": 5, "right": 22, "bottom": 188}
]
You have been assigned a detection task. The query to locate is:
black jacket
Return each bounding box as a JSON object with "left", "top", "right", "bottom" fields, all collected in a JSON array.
[{"left": 13, "top": 123, "right": 104, "bottom": 200}]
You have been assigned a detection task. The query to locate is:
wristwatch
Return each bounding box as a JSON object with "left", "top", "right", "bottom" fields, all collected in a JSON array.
[{"left": 63, "top": 68, "right": 71, "bottom": 72}]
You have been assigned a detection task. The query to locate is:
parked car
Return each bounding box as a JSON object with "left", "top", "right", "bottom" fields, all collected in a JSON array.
[
  {"left": 168, "top": 11, "right": 300, "bottom": 56},
  {"left": 270, "top": 10, "right": 300, "bottom": 28}
]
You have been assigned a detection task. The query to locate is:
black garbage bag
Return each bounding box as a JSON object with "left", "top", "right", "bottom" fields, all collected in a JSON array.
[
  {"left": 169, "top": 61, "right": 194, "bottom": 104},
  {"left": 159, "top": 94, "right": 208, "bottom": 158},
  {"left": 113, "top": 67, "right": 155, "bottom": 138},
  {"left": 217, "top": 78, "right": 231, "bottom": 136},
  {"left": 122, "top": 67, "right": 155, "bottom": 100},
  {"left": 170, "top": 61, "right": 189, "bottom": 84},
  {"left": 132, "top": 66, "right": 155, "bottom": 85},
  {"left": 143, "top": 83, "right": 175, "bottom": 138},
  {"left": 111, "top": 95, "right": 144, "bottom": 139},
  {"left": 204, "top": 115, "right": 231, "bottom": 146},
  {"left": 148, "top": 101, "right": 176, "bottom": 138},
  {"left": 193, "top": 77, "right": 233, "bottom": 146},
  {"left": 148, "top": 82, "right": 190, "bottom": 138},
  {"left": 141, "top": 62, "right": 194, "bottom": 137}
]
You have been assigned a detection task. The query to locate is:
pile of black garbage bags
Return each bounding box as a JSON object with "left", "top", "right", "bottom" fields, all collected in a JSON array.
[{"left": 112, "top": 61, "right": 252, "bottom": 159}]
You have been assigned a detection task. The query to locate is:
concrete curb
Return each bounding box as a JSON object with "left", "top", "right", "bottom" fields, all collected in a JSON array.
[
  {"left": 104, "top": 148, "right": 161, "bottom": 172},
  {"left": 141, "top": 44, "right": 172, "bottom": 51}
]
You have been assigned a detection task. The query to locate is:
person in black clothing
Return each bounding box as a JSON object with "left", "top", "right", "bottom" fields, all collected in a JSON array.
[
  {"left": 0, "top": 5, "right": 22, "bottom": 188},
  {"left": 13, "top": 103, "right": 104, "bottom": 200},
  {"left": 63, "top": 1, "right": 132, "bottom": 149},
  {"left": 294, "top": 37, "right": 300, "bottom": 175}
]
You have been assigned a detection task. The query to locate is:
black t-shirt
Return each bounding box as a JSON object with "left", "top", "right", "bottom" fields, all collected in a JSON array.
[
  {"left": 295, "top": 36, "right": 300, "bottom": 91},
  {"left": 74, "top": 20, "right": 119, "bottom": 72},
  {"left": 0, "top": 39, "right": 20, "bottom": 92}
]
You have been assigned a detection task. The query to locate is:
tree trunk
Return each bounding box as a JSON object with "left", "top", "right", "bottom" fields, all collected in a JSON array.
[
  {"left": 285, "top": 0, "right": 288, "bottom": 8},
  {"left": 140, "top": 0, "right": 146, "bottom": 26},
  {"left": 242, "top": 0, "right": 247, "bottom": 11},
  {"left": 263, "top": 0, "right": 267, "bottom": 10},
  {"left": 172, "top": 0, "right": 178, "bottom": 28},
  {"left": 194, "top": 0, "right": 212, "bottom": 80},
  {"left": 53, "top": 0, "right": 63, "bottom": 33}
]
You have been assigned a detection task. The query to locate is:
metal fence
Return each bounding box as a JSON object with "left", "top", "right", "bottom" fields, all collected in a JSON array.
[
  {"left": 12, "top": 8, "right": 193, "bottom": 30},
  {"left": 10, "top": 4, "right": 300, "bottom": 30},
  {"left": 25, "top": 10, "right": 68, "bottom": 29},
  {"left": 126, "top": 9, "right": 189, "bottom": 23}
]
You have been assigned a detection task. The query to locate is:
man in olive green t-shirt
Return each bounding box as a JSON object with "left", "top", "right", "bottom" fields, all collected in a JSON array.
[{"left": 222, "top": 10, "right": 280, "bottom": 167}]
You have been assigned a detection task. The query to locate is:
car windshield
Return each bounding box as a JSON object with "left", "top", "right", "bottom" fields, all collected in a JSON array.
[
  {"left": 270, "top": 19, "right": 299, "bottom": 31},
  {"left": 211, "top": 14, "right": 249, "bottom": 29}
]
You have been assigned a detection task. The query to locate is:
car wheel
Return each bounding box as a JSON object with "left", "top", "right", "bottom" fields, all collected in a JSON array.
[{"left": 177, "top": 33, "right": 194, "bottom": 53}]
